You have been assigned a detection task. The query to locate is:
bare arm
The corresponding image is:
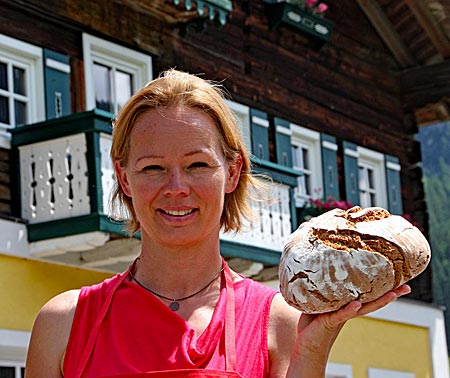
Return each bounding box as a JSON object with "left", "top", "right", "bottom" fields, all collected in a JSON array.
[
  {"left": 268, "top": 294, "right": 301, "bottom": 378},
  {"left": 25, "top": 290, "right": 79, "bottom": 378},
  {"left": 268, "top": 285, "right": 411, "bottom": 378}
]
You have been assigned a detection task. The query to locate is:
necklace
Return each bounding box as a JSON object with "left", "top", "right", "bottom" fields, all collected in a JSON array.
[{"left": 128, "top": 261, "right": 224, "bottom": 311}]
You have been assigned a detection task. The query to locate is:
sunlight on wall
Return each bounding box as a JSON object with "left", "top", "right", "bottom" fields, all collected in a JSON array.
[{"left": 0, "top": 254, "right": 112, "bottom": 330}]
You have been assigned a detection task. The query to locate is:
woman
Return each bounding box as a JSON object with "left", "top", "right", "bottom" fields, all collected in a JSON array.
[{"left": 25, "top": 69, "right": 410, "bottom": 378}]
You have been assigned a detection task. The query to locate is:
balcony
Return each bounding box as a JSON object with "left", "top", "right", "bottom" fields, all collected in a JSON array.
[{"left": 11, "top": 110, "right": 301, "bottom": 269}]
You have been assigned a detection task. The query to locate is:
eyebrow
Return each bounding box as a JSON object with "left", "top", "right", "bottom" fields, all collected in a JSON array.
[{"left": 135, "top": 149, "right": 212, "bottom": 163}]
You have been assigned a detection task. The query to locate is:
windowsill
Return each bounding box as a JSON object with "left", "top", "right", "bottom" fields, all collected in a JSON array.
[{"left": 0, "top": 135, "right": 11, "bottom": 149}]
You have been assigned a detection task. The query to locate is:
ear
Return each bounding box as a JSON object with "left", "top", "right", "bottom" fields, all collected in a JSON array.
[
  {"left": 225, "top": 155, "right": 243, "bottom": 194},
  {"left": 114, "top": 160, "right": 132, "bottom": 197}
]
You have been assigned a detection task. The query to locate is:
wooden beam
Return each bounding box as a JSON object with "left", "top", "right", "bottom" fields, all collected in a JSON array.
[
  {"left": 356, "top": 0, "right": 416, "bottom": 68},
  {"left": 405, "top": 0, "right": 450, "bottom": 58},
  {"left": 401, "top": 58, "right": 450, "bottom": 125}
]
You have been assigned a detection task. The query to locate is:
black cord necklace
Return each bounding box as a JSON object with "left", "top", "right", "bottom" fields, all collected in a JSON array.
[{"left": 128, "top": 261, "right": 224, "bottom": 311}]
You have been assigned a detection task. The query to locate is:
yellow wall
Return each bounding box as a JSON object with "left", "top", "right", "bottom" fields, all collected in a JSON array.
[
  {"left": 330, "top": 316, "right": 432, "bottom": 377},
  {"left": 0, "top": 253, "right": 112, "bottom": 331}
]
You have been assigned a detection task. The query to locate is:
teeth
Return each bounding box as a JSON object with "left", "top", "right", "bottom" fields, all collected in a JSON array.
[{"left": 165, "top": 209, "right": 193, "bottom": 216}]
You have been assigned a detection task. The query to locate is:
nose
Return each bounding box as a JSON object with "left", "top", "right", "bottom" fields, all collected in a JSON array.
[{"left": 163, "top": 168, "right": 190, "bottom": 197}]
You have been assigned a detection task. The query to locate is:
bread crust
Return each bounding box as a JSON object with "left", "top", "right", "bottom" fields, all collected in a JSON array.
[{"left": 279, "top": 207, "right": 431, "bottom": 314}]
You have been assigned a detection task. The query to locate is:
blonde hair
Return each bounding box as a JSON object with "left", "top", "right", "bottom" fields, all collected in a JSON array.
[{"left": 110, "top": 69, "right": 266, "bottom": 235}]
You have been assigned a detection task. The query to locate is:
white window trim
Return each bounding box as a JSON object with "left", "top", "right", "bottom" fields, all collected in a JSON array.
[
  {"left": 82, "top": 34, "right": 152, "bottom": 111},
  {"left": 367, "top": 299, "right": 449, "bottom": 378},
  {"left": 290, "top": 123, "right": 323, "bottom": 206},
  {"left": 0, "top": 329, "right": 30, "bottom": 365},
  {"left": 0, "top": 360, "right": 25, "bottom": 378},
  {"left": 368, "top": 368, "right": 414, "bottom": 378},
  {"left": 0, "top": 218, "right": 29, "bottom": 257},
  {"left": 326, "top": 362, "right": 353, "bottom": 377},
  {"left": 225, "top": 100, "right": 251, "bottom": 153},
  {"left": 357, "top": 146, "right": 387, "bottom": 208},
  {"left": 0, "top": 34, "right": 45, "bottom": 149}
]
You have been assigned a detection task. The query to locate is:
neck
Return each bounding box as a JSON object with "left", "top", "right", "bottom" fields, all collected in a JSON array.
[{"left": 131, "top": 235, "right": 223, "bottom": 300}]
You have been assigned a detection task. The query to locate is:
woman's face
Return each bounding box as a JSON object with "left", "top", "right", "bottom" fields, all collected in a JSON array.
[{"left": 115, "top": 105, "right": 242, "bottom": 248}]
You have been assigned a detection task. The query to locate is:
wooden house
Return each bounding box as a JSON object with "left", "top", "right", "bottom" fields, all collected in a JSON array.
[{"left": 0, "top": 0, "right": 449, "bottom": 376}]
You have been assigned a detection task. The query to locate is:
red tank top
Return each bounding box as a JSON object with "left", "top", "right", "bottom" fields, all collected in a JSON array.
[{"left": 64, "top": 266, "right": 277, "bottom": 378}]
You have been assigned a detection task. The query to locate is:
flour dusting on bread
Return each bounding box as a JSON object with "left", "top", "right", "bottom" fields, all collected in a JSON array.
[{"left": 279, "top": 206, "right": 431, "bottom": 314}]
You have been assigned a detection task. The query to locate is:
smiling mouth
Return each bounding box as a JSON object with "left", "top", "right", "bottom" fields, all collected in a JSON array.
[{"left": 163, "top": 209, "right": 194, "bottom": 216}]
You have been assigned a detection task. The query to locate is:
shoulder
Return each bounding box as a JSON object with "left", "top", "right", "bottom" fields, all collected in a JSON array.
[
  {"left": 268, "top": 294, "right": 301, "bottom": 377},
  {"left": 35, "top": 289, "right": 80, "bottom": 333},
  {"left": 33, "top": 289, "right": 80, "bottom": 338},
  {"left": 25, "top": 290, "right": 80, "bottom": 378}
]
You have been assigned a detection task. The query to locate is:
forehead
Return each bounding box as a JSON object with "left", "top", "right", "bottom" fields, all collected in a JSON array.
[
  {"left": 133, "top": 105, "right": 218, "bottom": 133},
  {"left": 128, "top": 105, "right": 224, "bottom": 153}
]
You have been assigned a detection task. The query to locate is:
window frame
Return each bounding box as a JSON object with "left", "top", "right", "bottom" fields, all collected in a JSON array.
[
  {"left": 82, "top": 34, "right": 152, "bottom": 113},
  {"left": 290, "top": 123, "right": 323, "bottom": 207},
  {"left": 326, "top": 362, "right": 353, "bottom": 378},
  {"left": 0, "top": 361, "right": 25, "bottom": 378},
  {"left": 368, "top": 368, "right": 415, "bottom": 378},
  {"left": 225, "top": 100, "right": 251, "bottom": 154},
  {"left": 0, "top": 34, "right": 45, "bottom": 149},
  {"left": 0, "top": 329, "right": 30, "bottom": 377},
  {"left": 357, "top": 146, "right": 388, "bottom": 208}
]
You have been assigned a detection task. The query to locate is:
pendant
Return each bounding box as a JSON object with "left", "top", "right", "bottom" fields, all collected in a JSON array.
[{"left": 169, "top": 301, "right": 180, "bottom": 311}]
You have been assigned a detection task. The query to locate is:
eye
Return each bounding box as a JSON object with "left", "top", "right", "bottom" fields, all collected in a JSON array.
[
  {"left": 189, "top": 161, "right": 209, "bottom": 169},
  {"left": 143, "top": 165, "right": 164, "bottom": 171}
]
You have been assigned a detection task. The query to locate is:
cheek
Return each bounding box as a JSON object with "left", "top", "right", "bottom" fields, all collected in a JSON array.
[{"left": 128, "top": 178, "right": 159, "bottom": 201}]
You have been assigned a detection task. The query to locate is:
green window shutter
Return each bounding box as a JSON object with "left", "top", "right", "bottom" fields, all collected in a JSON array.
[
  {"left": 44, "top": 49, "right": 71, "bottom": 120},
  {"left": 250, "top": 108, "right": 270, "bottom": 161},
  {"left": 342, "top": 141, "right": 359, "bottom": 206},
  {"left": 274, "top": 118, "right": 293, "bottom": 167},
  {"left": 385, "top": 155, "right": 403, "bottom": 214},
  {"left": 321, "top": 134, "right": 339, "bottom": 200}
]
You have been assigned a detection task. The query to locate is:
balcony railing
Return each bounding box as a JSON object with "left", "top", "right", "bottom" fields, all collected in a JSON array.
[{"left": 11, "top": 110, "right": 301, "bottom": 265}]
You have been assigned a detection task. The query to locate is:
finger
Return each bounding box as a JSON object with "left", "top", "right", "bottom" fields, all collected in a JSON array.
[
  {"left": 298, "top": 284, "right": 411, "bottom": 332},
  {"left": 323, "top": 300, "right": 362, "bottom": 328},
  {"left": 393, "top": 284, "right": 411, "bottom": 297},
  {"left": 355, "top": 285, "right": 410, "bottom": 317}
]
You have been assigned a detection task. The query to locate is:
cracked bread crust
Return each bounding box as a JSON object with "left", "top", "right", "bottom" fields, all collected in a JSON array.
[{"left": 279, "top": 206, "right": 431, "bottom": 314}]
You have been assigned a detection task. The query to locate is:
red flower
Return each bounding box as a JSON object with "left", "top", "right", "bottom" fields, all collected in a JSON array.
[
  {"left": 316, "top": 3, "right": 328, "bottom": 13},
  {"left": 307, "top": 197, "right": 353, "bottom": 212}
]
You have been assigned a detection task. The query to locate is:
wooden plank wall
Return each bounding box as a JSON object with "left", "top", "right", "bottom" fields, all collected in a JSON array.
[{"left": 0, "top": 0, "right": 432, "bottom": 301}]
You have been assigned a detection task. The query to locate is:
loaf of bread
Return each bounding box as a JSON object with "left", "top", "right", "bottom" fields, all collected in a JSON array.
[{"left": 279, "top": 206, "right": 431, "bottom": 314}]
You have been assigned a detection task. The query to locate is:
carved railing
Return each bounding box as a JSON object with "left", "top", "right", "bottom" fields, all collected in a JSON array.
[{"left": 220, "top": 182, "right": 292, "bottom": 252}]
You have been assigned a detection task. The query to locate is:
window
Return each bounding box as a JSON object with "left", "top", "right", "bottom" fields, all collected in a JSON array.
[
  {"left": 83, "top": 34, "right": 152, "bottom": 114},
  {"left": 0, "top": 363, "right": 25, "bottom": 378},
  {"left": 358, "top": 162, "right": 376, "bottom": 207},
  {"left": 290, "top": 124, "right": 323, "bottom": 207},
  {"left": 357, "top": 147, "right": 387, "bottom": 208},
  {"left": 0, "top": 329, "right": 29, "bottom": 378},
  {"left": 326, "top": 362, "right": 353, "bottom": 378},
  {"left": 225, "top": 100, "right": 251, "bottom": 153},
  {"left": 0, "top": 34, "right": 45, "bottom": 148}
]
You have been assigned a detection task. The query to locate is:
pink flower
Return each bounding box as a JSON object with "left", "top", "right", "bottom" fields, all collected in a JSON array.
[
  {"left": 306, "top": 0, "right": 318, "bottom": 7},
  {"left": 306, "top": 196, "right": 353, "bottom": 213},
  {"left": 316, "top": 3, "right": 328, "bottom": 13}
]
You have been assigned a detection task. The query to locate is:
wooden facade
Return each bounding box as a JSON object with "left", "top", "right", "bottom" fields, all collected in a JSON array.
[{"left": 1, "top": 0, "right": 449, "bottom": 302}]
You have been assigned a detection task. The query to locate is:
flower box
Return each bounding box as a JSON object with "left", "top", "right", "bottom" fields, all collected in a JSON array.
[{"left": 265, "top": 1, "right": 334, "bottom": 47}]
